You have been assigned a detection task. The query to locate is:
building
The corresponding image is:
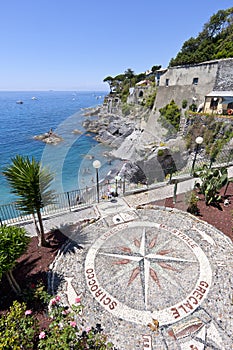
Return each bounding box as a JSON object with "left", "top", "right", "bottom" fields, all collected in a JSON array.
[
  {"left": 204, "top": 91, "right": 233, "bottom": 115},
  {"left": 154, "top": 58, "right": 233, "bottom": 114}
]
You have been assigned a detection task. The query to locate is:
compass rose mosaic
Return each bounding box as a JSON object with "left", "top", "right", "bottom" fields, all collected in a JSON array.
[
  {"left": 85, "top": 221, "right": 212, "bottom": 326},
  {"left": 50, "top": 208, "right": 233, "bottom": 349}
]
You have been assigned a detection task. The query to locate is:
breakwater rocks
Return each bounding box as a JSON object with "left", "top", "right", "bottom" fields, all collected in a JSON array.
[{"left": 33, "top": 130, "right": 63, "bottom": 145}]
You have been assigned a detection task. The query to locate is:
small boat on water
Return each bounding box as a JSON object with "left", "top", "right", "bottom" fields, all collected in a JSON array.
[
  {"left": 16, "top": 100, "right": 23, "bottom": 104},
  {"left": 31, "top": 96, "right": 37, "bottom": 100}
]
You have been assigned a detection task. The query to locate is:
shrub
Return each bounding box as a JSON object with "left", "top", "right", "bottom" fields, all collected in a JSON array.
[
  {"left": 122, "top": 103, "right": 131, "bottom": 116},
  {"left": 186, "top": 191, "right": 199, "bottom": 215},
  {"left": 159, "top": 100, "right": 181, "bottom": 132},
  {"left": 38, "top": 296, "right": 115, "bottom": 349},
  {"left": 0, "top": 301, "right": 39, "bottom": 349},
  {"left": 144, "top": 90, "right": 157, "bottom": 109},
  {"left": 0, "top": 225, "right": 30, "bottom": 294},
  {"left": 189, "top": 103, "right": 197, "bottom": 112},
  {"left": 0, "top": 296, "right": 116, "bottom": 350},
  {"left": 182, "top": 99, "right": 188, "bottom": 108},
  {"left": 157, "top": 149, "right": 164, "bottom": 157}
]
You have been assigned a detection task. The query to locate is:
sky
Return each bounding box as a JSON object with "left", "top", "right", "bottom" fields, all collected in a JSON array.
[{"left": 0, "top": 0, "right": 232, "bottom": 91}]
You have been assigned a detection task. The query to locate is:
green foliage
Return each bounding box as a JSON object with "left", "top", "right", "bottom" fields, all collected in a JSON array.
[
  {"left": 3, "top": 155, "right": 55, "bottom": 246},
  {"left": 169, "top": 7, "right": 233, "bottom": 66},
  {"left": 189, "top": 103, "right": 197, "bottom": 112},
  {"left": 159, "top": 100, "right": 181, "bottom": 131},
  {"left": 157, "top": 149, "right": 164, "bottom": 157},
  {"left": 22, "top": 281, "right": 51, "bottom": 309},
  {"left": 0, "top": 300, "right": 38, "bottom": 349},
  {"left": 144, "top": 89, "right": 157, "bottom": 109},
  {"left": 186, "top": 191, "right": 199, "bottom": 215},
  {"left": 122, "top": 103, "right": 131, "bottom": 116},
  {"left": 0, "top": 225, "right": 30, "bottom": 280},
  {"left": 182, "top": 99, "right": 188, "bottom": 109},
  {"left": 151, "top": 65, "right": 161, "bottom": 72},
  {"left": 121, "top": 83, "right": 130, "bottom": 103},
  {"left": 103, "top": 66, "right": 161, "bottom": 103},
  {"left": 185, "top": 116, "right": 233, "bottom": 160},
  {"left": 196, "top": 165, "right": 228, "bottom": 205},
  {"left": 38, "top": 296, "right": 115, "bottom": 350},
  {"left": 3, "top": 155, "right": 55, "bottom": 215},
  {"left": 0, "top": 296, "right": 115, "bottom": 349}
]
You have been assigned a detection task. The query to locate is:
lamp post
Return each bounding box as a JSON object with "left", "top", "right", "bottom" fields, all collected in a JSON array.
[
  {"left": 114, "top": 174, "right": 121, "bottom": 197},
  {"left": 93, "top": 160, "right": 101, "bottom": 203},
  {"left": 191, "top": 136, "right": 203, "bottom": 175}
]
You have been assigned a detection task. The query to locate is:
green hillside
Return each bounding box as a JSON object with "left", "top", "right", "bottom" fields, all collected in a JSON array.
[{"left": 169, "top": 7, "right": 233, "bottom": 67}]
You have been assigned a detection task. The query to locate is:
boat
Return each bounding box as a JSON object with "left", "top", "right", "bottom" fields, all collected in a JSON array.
[
  {"left": 31, "top": 96, "right": 37, "bottom": 100},
  {"left": 16, "top": 100, "right": 23, "bottom": 104}
]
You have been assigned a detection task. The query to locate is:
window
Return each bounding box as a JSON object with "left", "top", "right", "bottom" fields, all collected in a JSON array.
[
  {"left": 193, "top": 77, "right": 198, "bottom": 85},
  {"left": 165, "top": 79, "right": 169, "bottom": 87}
]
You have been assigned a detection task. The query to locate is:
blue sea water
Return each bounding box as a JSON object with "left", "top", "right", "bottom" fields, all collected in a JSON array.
[{"left": 0, "top": 91, "right": 118, "bottom": 205}]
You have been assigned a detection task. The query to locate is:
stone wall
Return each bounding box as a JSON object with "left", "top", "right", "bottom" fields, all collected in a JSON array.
[
  {"left": 155, "top": 60, "right": 219, "bottom": 110},
  {"left": 214, "top": 59, "right": 233, "bottom": 91},
  {"left": 143, "top": 58, "right": 233, "bottom": 141},
  {"left": 154, "top": 58, "right": 233, "bottom": 111}
]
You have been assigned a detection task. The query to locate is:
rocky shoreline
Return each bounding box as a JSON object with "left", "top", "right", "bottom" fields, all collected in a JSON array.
[{"left": 81, "top": 102, "right": 188, "bottom": 184}]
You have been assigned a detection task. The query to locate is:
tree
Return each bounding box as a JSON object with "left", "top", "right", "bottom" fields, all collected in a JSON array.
[
  {"left": 3, "top": 155, "right": 55, "bottom": 247},
  {"left": 169, "top": 7, "right": 233, "bottom": 66},
  {"left": 103, "top": 75, "right": 114, "bottom": 92},
  {"left": 0, "top": 225, "right": 30, "bottom": 294},
  {"left": 124, "top": 68, "right": 135, "bottom": 80},
  {"left": 151, "top": 65, "right": 162, "bottom": 73}
]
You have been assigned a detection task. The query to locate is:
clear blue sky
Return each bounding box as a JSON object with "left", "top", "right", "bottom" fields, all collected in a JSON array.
[{"left": 0, "top": 0, "right": 232, "bottom": 91}]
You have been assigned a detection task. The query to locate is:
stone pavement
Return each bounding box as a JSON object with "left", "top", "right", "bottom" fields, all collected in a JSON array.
[
  {"left": 22, "top": 173, "right": 233, "bottom": 349},
  {"left": 23, "top": 177, "right": 197, "bottom": 237},
  {"left": 47, "top": 207, "right": 232, "bottom": 349}
]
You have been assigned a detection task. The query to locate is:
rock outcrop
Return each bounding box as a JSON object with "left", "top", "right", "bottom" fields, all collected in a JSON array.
[
  {"left": 82, "top": 103, "right": 188, "bottom": 184},
  {"left": 33, "top": 131, "right": 63, "bottom": 145}
]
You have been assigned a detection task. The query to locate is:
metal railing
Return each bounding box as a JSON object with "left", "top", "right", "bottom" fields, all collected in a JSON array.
[
  {"left": 0, "top": 181, "right": 123, "bottom": 225},
  {"left": 1, "top": 145, "right": 233, "bottom": 226}
]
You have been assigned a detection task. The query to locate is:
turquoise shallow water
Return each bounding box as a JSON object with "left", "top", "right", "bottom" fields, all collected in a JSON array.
[{"left": 0, "top": 91, "right": 119, "bottom": 204}]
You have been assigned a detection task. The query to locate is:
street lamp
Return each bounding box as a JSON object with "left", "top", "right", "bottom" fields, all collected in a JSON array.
[
  {"left": 191, "top": 136, "right": 203, "bottom": 175},
  {"left": 114, "top": 174, "right": 121, "bottom": 197},
  {"left": 93, "top": 160, "right": 101, "bottom": 203}
]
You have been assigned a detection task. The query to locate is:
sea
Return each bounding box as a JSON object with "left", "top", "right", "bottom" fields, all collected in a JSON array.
[{"left": 0, "top": 91, "right": 121, "bottom": 205}]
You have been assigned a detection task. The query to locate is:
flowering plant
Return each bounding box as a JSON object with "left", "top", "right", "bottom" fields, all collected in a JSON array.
[
  {"left": 0, "top": 295, "right": 115, "bottom": 349},
  {"left": 22, "top": 280, "right": 51, "bottom": 308},
  {"left": 0, "top": 300, "right": 38, "bottom": 349},
  {"left": 38, "top": 295, "right": 115, "bottom": 349}
]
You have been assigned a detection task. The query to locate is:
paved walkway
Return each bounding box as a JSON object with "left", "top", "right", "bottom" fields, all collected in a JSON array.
[
  {"left": 23, "top": 177, "right": 197, "bottom": 237},
  {"left": 22, "top": 172, "right": 233, "bottom": 349},
  {"left": 48, "top": 207, "right": 233, "bottom": 350}
]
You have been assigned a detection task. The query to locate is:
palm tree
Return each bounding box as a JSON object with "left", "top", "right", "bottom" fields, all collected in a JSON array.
[{"left": 3, "top": 155, "right": 55, "bottom": 247}]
